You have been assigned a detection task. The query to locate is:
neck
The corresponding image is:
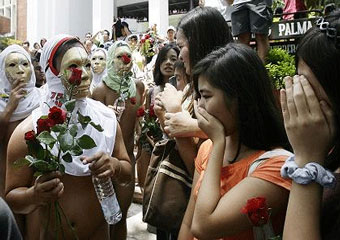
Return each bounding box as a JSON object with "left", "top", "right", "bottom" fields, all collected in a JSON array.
[{"left": 223, "top": 133, "right": 252, "bottom": 165}]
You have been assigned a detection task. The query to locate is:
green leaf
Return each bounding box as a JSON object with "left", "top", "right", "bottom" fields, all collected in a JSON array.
[
  {"left": 47, "top": 161, "right": 59, "bottom": 171},
  {"left": 77, "top": 111, "right": 91, "bottom": 129},
  {"left": 57, "top": 131, "right": 74, "bottom": 152},
  {"left": 62, "top": 152, "right": 73, "bottom": 163},
  {"left": 59, "top": 164, "right": 65, "bottom": 173},
  {"left": 13, "top": 158, "right": 30, "bottom": 168},
  {"left": 70, "top": 144, "right": 83, "bottom": 156},
  {"left": 51, "top": 124, "right": 67, "bottom": 133},
  {"left": 65, "top": 99, "right": 76, "bottom": 112},
  {"left": 90, "top": 122, "right": 104, "bottom": 132},
  {"left": 77, "top": 135, "right": 97, "bottom": 149},
  {"left": 32, "top": 160, "right": 50, "bottom": 172},
  {"left": 37, "top": 131, "right": 56, "bottom": 145},
  {"left": 69, "top": 125, "right": 78, "bottom": 137}
]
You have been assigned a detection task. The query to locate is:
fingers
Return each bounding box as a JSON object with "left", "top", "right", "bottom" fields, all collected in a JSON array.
[
  {"left": 292, "top": 76, "right": 309, "bottom": 116},
  {"left": 36, "top": 171, "right": 62, "bottom": 183},
  {"left": 280, "top": 89, "right": 289, "bottom": 122},
  {"left": 320, "top": 100, "right": 336, "bottom": 137},
  {"left": 164, "top": 113, "right": 174, "bottom": 120},
  {"left": 81, "top": 151, "right": 104, "bottom": 164},
  {"left": 284, "top": 76, "right": 298, "bottom": 118},
  {"left": 299, "top": 75, "right": 322, "bottom": 116}
]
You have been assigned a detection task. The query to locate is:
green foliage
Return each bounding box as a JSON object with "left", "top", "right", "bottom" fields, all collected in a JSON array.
[
  {"left": 265, "top": 48, "right": 296, "bottom": 90},
  {"left": 0, "top": 37, "right": 22, "bottom": 51}
]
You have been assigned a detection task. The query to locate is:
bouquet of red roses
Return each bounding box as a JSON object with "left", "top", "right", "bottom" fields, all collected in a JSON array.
[
  {"left": 241, "top": 197, "right": 281, "bottom": 240},
  {"left": 136, "top": 104, "right": 163, "bottom": 152},
  {"left": 15, "top": 68, "right": 103, "bottom": 239}
]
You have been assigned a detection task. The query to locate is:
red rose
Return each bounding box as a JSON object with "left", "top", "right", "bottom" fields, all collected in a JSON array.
[
  {"left": 145, "top": 34, "right": 150, "bottom": 39},
  {"left": 141, "top": 39, "right": 145, "bottom": 44},
  {"left": 48, "top": 106, "right": 67, "bottom": 125},
  {"left": 130, "top": 97, "right": 137, "bottom": 105},
  {"left": 149, "top": 105, "right": 156, "bottom": 118},
  {"left": 24, "top": 130, "right": 36, "bottom": 141},
  {"left": 37, "top": 118, "right": 54, "bottom": 134},
  {"left": 121, "top": 54, "right": 131, "bottom": 65},
  {"left": 69, "top": 68, "right": 82, "bottom": 85},
  {"left": 136, "top": 107, "right": 145, "bottom": 117},
  {"left": 241, "top": 197, "right": 270, "bottom": 226}
]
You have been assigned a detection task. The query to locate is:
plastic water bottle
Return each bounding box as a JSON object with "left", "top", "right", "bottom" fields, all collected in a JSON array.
[{"left": 92, "top": 176, "right": 122, "bottom": 225}]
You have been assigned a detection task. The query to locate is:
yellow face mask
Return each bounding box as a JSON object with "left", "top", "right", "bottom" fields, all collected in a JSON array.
[
  {"left": 60, "top": 47, "right": 92, "bottom": 99},
  {"left": 113, "top": 46, "right": 132, "bottom": 76},
  {"left": 5, "top": 52, "right": 32, "bottom": 85},
  {"left": 91, "top": 50, "right": 106, "bottom": 74}
]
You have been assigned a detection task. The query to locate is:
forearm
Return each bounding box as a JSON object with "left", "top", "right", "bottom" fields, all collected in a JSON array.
[
  {"left": 114, "top": 160, "right": 132, "bottom": 185},
  {"left": 6, "top": 187, "right": 41, "bottom": 214},
  {"left": 192, "top": 139, "right": 225, "bottom": 233},
  {"left": 0, "top": 108, "right": 15, "bottom": 140},
  {"left": 175, "top": 137, "right": 198, "bottom": 176},
  {"left": 283, "top": 180, "right": 322, "bottom": 240}
]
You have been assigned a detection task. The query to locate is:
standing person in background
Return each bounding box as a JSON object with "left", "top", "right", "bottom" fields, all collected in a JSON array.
[
  {"left": 31, "top": 56, "right": 46, "bottom": 88},
  {"left": 89, "top": 48, "right": 107, "bottom": 94},
  {"left": 202, "top": 0, "right": 233, "bottom": 22},
  {"left": 22, "top": 41, "right": 31, "bottom": 55},
  {"left": 230, "top": 0, "right": 273, "bottom": 63},
  {"left": 164, "top": 26, "right": 177, "bottom": 45},
  {"left": 173, "top": 61, "right": 189, "bottom": 91},
  {"left": 40, "top": 38, "right": 47, "bottom": 48},
  {"left": 92, "top": 41, "right": 145, "bottom": 240},
  {"left": 0, "top": 44, "right": 41, "bottom": 236},
  {"left": 158, "top": 6, "right": 233, "bottom": 176},
  {"left": 281, "top": 12, "right": 340, "bottom": 240}
]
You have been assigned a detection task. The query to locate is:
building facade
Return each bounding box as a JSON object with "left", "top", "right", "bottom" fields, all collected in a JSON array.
[{"left": 1, "top": 0, "right": 197, "bottom": 43}]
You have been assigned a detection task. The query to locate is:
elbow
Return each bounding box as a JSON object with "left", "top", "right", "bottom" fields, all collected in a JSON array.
[{"left": 191, "top": 219, "right": 211, "bottom": 239}]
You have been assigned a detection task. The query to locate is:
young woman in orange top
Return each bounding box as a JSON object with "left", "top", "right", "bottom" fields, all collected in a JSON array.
[{"left": 178, "top": 43, "right": 292, "bottom": 240}]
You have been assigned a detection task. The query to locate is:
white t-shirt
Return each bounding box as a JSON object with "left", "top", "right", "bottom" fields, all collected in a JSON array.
[
  {"left": 204, "top": 0, "right": 233, "bottom": 21},
  {"left": 233, "top": 0, "right": 252, "bottom": 5}
]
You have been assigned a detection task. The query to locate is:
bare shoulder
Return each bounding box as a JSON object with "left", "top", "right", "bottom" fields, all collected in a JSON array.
[
  {"left": 9, "top": 115, "right": 33, "bottom": 145},
  {"left": 92, "top": 82, "right": 108, "bottom": 101}
]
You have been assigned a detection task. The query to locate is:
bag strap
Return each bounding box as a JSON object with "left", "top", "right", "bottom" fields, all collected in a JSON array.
[{"left": 248, "top": 149, "right": 293, "bottom": 176}]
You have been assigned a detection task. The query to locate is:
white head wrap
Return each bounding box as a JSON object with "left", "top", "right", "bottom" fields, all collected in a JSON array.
[
  {"left": 89, "top": 48, "right": 107, "bottom": 93},
  {"left": 33, "top": 34, "right": 117, "bottom": 176},
  {"left": 0, "top": 45, "right": 41, "bottom": 122}
]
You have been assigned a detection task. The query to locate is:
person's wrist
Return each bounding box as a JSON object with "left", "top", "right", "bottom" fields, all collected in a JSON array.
[{"left": 294, "top": 153, "right": 326, "bottom": 167}]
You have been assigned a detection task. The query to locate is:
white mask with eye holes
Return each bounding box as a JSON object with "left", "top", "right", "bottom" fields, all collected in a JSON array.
[
  {"left": 0, "top": 44, "right": 40, "bottom": 122},
  {"left": 90, "top": 48, "right": 107, "bottom": 93}
]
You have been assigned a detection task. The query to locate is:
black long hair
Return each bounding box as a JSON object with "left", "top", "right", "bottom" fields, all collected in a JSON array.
[
  {"left": 193, "top": 43, "right": 289, "bottom": 151},
  {"left": 296, "top": 11, "right": 340, "bottom": 170},
  {"left": 153, "top": 44, "right": 180, "bottom": 86},
  {"left": 177, "top": 6, "right": 233, "bottom": 74}
]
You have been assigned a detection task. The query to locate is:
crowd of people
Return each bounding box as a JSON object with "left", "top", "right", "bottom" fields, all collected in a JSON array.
[{"left": 0, "top": 1, "right": 340, "bottom": 240}]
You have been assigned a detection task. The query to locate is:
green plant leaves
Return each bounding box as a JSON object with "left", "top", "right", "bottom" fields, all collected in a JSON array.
[
  {"left": 65, "top": 99, "right": 76, "bottom": 112},
  {"left": 58, "top": 131, "right": 74, "bottom": 152},
  {"left": 62, "top": 152, "right": 72, "bottom": 163},
  {"left": 77, "top": 135, "right": 97, "bottom": 149},
  {"left": 37, "top": 131, "right": 57, "bottom": 146},
  {"left": 90, "top": 122, "right": 104, "bottom": 132},
  {"left": 77, "top": 111, "right": 91, "bottom": 129}
]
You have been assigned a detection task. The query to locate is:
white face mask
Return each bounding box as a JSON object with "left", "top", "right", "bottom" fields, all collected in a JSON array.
[
  {"left": 59, "top": 47, "right": 92, "bottom": 99},
  {"left": 5, "top": 52, "right": 32, "bottom": 86},
  {"left": 113, "top": 46, "right": 133, "bottom": 75},
  {"left": 91, "top": 50, "right": 106, "bottom": 74}
]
